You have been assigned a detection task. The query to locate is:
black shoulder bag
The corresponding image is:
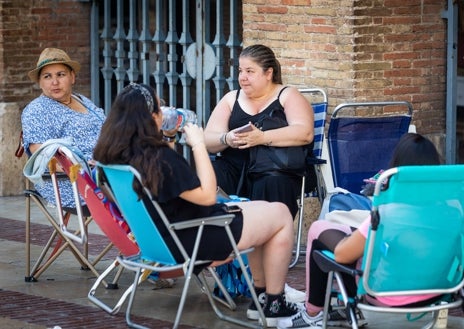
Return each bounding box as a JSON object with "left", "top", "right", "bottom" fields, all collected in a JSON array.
[{"left": 247, "top": 108, "right": 309, "bottom": 177}]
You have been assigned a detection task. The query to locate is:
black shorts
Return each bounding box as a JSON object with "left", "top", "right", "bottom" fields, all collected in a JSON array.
[{"left": 173, "top": 204, "right": 244, "bottom": 262}]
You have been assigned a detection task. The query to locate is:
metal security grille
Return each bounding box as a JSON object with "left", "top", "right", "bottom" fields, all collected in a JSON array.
[{"left": 90, "top": 0, "right": 242, "bottom": 127}]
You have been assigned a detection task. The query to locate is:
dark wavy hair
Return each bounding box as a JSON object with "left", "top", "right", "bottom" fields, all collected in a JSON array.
[
  {"left": 93, "top": 83, "right": 167, "bottom": 196},
  {"left": 389, "top": 133, "right": 441, "bottom": 167},
  {"left": 240, "top": 44, "right": 283, "bottom": 84}
]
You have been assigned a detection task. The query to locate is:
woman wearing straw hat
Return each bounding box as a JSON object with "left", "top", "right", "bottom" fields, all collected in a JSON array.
[{"left": 21, "top": 48, "right": 106, "bottom": 210}]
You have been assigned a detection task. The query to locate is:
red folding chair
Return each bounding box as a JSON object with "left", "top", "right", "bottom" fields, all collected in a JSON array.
[{"left": 54, "top": 147, "right": 147, "bottom": 314}]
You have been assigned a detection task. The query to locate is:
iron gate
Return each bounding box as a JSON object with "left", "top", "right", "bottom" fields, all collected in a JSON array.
[{"left": 90, "top": 0, "right": 243, "bottom": 127}]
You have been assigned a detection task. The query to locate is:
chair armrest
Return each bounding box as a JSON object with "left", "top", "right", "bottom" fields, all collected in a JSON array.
[
  {"left": 313, "top": 250, "right": 362, "bottom": 277},
  {"left": 170, "top": 214, "right": 235, "bottom": 230}
]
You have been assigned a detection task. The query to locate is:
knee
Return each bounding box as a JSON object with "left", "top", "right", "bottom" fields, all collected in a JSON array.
[{"left": 307, "top": 220, "right": 326, "bottom": 243}]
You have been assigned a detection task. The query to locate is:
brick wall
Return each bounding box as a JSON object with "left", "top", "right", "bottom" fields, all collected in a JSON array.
[
  {"left": 1, "top": 0, "right": 91, "bottom": 109},
  {"left": 0, "top": 0, "right": 91, "bottom": 196},
  {"left": 242, "top": 0, "right": 447, "bottom": 135},
  {"left": 0, "top": 0, "right": 451, "bottom": 195}
]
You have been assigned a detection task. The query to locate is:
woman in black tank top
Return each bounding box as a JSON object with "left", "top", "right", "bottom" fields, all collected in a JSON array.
[{"left": 205, "top": 44, "right": 315, "bottom": 219}]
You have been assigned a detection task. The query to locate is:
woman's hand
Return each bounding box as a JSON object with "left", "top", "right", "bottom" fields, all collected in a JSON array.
[
  {"left": 180, "top": 123, "right": 217, "bottom": 205},
  {"left": 183, "top": 123, "right": 205, "bottom": 149},
  {"left": 233, "top": 123, "right": 267, "bottom": 149}
]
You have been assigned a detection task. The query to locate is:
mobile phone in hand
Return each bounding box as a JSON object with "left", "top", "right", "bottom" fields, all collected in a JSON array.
[
  {"left": 222, "top": 204, "right": 242, "bottom": 213},
  {"left": 234, "top": 122, "right": 253, "bottom": 133}
]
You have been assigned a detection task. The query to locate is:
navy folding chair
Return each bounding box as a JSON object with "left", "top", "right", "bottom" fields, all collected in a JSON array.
[{"left": 325, "top": 101, "right": 413, "bottom": 194}]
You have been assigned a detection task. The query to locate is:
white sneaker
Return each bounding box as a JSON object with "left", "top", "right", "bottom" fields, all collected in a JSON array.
[
  {"left": 285, "top": 283, "right": 306, "bottom": 303},
  {"left": 246, "top": 292, "right": 266, "bottom": 320},
  {"left": 147, "top": 277, "right": 175, "bottom": 289},
  {"left": 277, "top": 310, "right": 323, "bottom": 329}
]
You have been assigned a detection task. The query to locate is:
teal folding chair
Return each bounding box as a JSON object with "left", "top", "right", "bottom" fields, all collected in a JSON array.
[
  {"left": 314, "top": 165, "right": 464, "bottom": 329},
  {"left": 96, "top": 163, "right": 265, "bottom": 329}
]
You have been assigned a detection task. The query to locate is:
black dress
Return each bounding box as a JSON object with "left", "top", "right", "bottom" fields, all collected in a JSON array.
[
  {"left": 147, "top": 147, "right": 243, "bottom": 262},
  {"left": 212, "top": 87, "right": 302, "bottom": 218}
]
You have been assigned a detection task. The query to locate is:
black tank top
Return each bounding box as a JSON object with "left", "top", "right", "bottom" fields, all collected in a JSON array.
[
  {"left": 228, "top": 86, "right": 288, "bottom": 130},
  {"left": 219, "top": 87, "right": 288, "bottom": 168}
]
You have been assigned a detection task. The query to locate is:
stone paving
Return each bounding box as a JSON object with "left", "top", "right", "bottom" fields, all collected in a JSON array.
[{"left": 1, "top": 195, "right": 463, "bottom": 329}]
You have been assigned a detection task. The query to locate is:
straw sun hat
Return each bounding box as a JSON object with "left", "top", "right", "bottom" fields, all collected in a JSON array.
[{"left": 28, "top": 48, "right": 81, "bottom": 83}]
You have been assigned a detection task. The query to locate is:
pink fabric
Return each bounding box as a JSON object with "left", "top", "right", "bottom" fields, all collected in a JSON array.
[{"left": 305, "top": 220, "right": 353, "bottom": 312}]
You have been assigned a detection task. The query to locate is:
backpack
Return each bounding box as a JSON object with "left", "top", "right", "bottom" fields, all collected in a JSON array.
[{"left": 213, "top": 256, "right": 252, "bottom": 299}]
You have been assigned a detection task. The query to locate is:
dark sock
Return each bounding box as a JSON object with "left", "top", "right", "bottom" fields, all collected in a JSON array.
[
  {"left": 265, "top": 291, "right": 284, "bottom": 304},
  {"left": 254, "top": 286, "right": 266, "bottom": 295}
]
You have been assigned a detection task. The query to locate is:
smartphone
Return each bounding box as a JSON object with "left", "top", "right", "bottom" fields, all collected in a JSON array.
[
  {"left": 222, "top": 204, "right": 242, "bottom": 213},
  {"left": 234, "top": 122, "right": 253, "bottom": 133}
]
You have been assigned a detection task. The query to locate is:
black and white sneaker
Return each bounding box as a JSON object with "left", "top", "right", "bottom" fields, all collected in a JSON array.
[
  {"left": 246, "top": 292, "right": 266, "bottom": 320},
  {"left": 260, "top": 294, "right": 301, "bottom": 327},
  {"left": 327, "top": 308, "right": 368, "bottom": 328},
  {"left": 277, "top": 310, "right": 323, "bottom": 329}
]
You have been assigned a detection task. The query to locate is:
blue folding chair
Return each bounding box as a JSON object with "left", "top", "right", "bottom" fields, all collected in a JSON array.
[
  {"left": 325, "top": 101, "right": 413, "bottom": 194},
  {"left": 290, "top": 88, "right": 328, "bottom": 268},
  {"left": 314, "top": 165, "right": 464, "bottom": 329},
  {"left": 96, "top": 163, "right": 264, "bottom": 329}
]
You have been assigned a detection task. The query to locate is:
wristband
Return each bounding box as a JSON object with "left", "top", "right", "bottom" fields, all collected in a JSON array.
[
  {"left": 162, "top": 135, "right": 176, "bottom": 142},
  {"left": 220, "top": 132, "right": 228, "bottom": 145}
]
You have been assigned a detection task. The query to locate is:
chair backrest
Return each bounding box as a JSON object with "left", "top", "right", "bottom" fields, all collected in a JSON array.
[
  {"left": 327, "top": 101, "right": 412, "bottom": 194},
  {"left": 360, "top": 165, "right": 464, "bottom": 296},
  {"left": 96, "top": 163, "right": 179, "bottom": 265},
  {"left": 54, "top": 147, "right": 139, "bottom": 257},
  {"left": 299, "top": 88, "right": 328, "bottom": 160}
]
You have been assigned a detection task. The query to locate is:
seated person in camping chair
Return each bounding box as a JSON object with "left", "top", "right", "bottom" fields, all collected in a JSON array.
[
  {"left": 22, "top": 48, "right": 106, "bottom": 213},
  {"left": 93, "top": 82, "right": 302, "bottom": 327},
  {"left": 278, "top": 133, "right": 442, "bottom": 329}
]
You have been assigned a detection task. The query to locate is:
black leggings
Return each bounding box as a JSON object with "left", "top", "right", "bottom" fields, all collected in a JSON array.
[{"left": 308, "top": 229, "right": 358, "bottom": 307}]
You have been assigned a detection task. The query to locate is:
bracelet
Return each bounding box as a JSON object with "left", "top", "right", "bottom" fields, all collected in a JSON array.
[
  {"left": 220, "top": 133, "right": 228, "bottom": 145},
  {"left": 224, "top": 132, "right": 231, "bottom": 146},
  {"left": 162, "top": 134, "right": 176, "bottom": 142}
]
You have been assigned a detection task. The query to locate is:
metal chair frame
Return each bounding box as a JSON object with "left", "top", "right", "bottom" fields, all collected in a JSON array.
[
  {"left": 97, "top": 163, "right": 266, "bottom": 329},
  {"left": 314, "top": 165, "right": 464, "bottom": 329},
  {"left": 289, "top": 87, "right": 328, "bottom": 268}
]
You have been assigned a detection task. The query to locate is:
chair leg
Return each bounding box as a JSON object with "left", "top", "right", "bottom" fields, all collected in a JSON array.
[
  {"left": 289, "top": 177, "right": 306, "bottom": 268},
  {"left": 88, "top": 259, "right": 137, "bottom": 315},
  {"left": 24, "top": 193, "right": 104, "bottom": 283},
  {"left": 25, "top": 193, "right": 73, "bottom": 280},
  {"left": 330, "top": 271, "right": 358, "bottom": 329},
  {"left": 197, "top": 270, "right": 262, "bottom": 329},
  {"left": 125, "top": 267, "right": 148, "bottom": 329},
  {"left": 25, "top": 184, "right": 33, "bottom": 281},
  {"left": 205, "top": 266, "right": 237, "bottom": 310},
  {"left": 322, "top": 271, "right": 333, "bottom": 329}
]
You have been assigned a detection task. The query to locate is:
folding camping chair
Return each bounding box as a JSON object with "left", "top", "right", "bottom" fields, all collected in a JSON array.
[
  {"left": 52, "top": 146, "right": 148, "bottom": 314},
  {"left": 314, "top": 165, "right": 464, "bottom": 329},
  {"left": 23, "top": 144, "right": 100, "bottom": 281},
  {"left": 96, "top": 163, "right": 265, "bottom": 329},
  {"left": 289, "top": 87, "right": 328, "bottom": 268},
  {"left": 22, "top": 143, "right": 113, "bottom": 282},
  {"left": 324, "top": 101, "right": 413, "bottom": 194}
]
